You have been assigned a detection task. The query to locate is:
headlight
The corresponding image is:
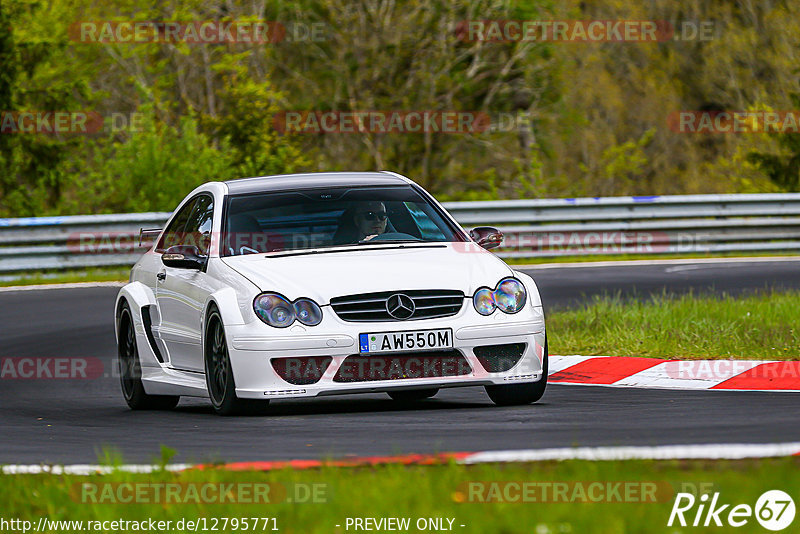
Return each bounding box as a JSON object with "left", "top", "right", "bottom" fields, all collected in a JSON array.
[
  {"left": 253, "top": 293, "right": 324, "bottom": 328},
  {"left": 254, "top": 293, "right": 297, "bottom": 328},
  {"left": 293, "top": 298, "right": 323, "bottom": 326},
  {"left": 494, "top": 278, "right": 527, "bottom": 313},
  {"left": 473, "top": 288, "right": 497, "bottom": 316},
  {"left": 473, "top": 278, "right": 527, "bottom": 315}
]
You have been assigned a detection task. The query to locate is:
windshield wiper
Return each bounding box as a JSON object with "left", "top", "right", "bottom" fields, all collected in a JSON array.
[
  {"left": 356, "top": 239, "right": 424, "bottom": 245},
  {"left": 264, "top": 241, "right": 445, "bottom": 258}
]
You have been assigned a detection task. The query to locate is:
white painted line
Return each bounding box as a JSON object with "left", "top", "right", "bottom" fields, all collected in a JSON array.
[
  {"left": 549, "top": 381, "right": 800, "bottom": 393},
  {"left": 5, "top": 442, "right": 798, "bottom": 475},
  {"left": 517, "top": 256, "right": 800, "bottom": 270},
  {"left": 1, "top": 463, "right": 191, "bottom": 475},
  {"left": 462, "top": 442, "right": 800, "bottom": 463},
  {"left": 548, "top": 355, "right": 598, "bottom": 374},
  {"left": 663, "top": 264, "right": 703, "bottom": 273},
  {"left": 0, "top": 281, "right": 125, "bottom": 292}
]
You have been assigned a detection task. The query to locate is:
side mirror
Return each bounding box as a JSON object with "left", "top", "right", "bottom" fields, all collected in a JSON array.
[
  {"left": 469, "top": 227, "right": 504, "bottom": 250},
  {"left": 162, "top": 245, "right": 205, "bottom": 269}
]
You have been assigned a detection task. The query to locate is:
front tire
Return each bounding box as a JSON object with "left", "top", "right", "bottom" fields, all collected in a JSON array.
[
  {"left": 205, "top": 308, "right": 269, "bottom": 416},
  {"left": 387, "top": 388, "right": 439, "bottom": 401},
  {"left": 117, "top": 302, "right": 179, "bottom": 410},
  {"left": 485, "top": 337, "right": 548, "bottom": 406}
]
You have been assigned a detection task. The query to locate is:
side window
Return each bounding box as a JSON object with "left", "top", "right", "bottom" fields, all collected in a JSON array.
[
  {"left": 183, "top": 195, "right": 214, "bottom": 256},
  {"left": 156, "top": 198, "right": 197, "bottom": 253},
  {"left": 405, "top": 202, "right": 446, "bottom": 240}
]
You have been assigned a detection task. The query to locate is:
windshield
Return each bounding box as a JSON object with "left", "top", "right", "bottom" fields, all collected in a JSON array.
[{"left": 222, "top": 185, "right": 465, "bottom": 256}]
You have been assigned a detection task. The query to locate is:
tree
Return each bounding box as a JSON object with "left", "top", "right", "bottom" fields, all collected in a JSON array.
[
  {"left": 0, "top": 0, "right": 97, "bottom": 216},
  {"left": 747, "top": 95, "right": 800, "bottom": 191}
]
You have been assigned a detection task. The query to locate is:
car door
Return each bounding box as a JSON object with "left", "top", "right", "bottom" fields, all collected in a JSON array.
[{"left": 155, "top": 194, "right": 216, "bottom": 372}]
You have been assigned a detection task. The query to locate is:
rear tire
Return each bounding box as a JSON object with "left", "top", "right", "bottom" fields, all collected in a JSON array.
[
  {"left": 117, "top": 303, "right": 179, "bottom": 410},
  {"left": 485, "top": 337, "right": 548, "bottom": 406},
  {"left": 387, "top": 388, "right": 439, "bottom": 401},
  {"left": 205, "top": 308, "right": 270, "bottom": 416}
]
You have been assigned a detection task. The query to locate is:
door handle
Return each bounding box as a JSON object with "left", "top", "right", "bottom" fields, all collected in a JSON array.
[{"left": 157, "top": 271, "right": 166, "bottom": 281}]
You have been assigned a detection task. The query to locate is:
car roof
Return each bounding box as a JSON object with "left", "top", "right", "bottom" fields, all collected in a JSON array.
[{"left": 224, "top": 171, "right": 410, "bottom": 195}]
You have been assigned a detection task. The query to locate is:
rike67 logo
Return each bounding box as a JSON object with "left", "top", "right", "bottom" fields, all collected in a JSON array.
[{"left": 668, "top": 490, "right": 795, "bottom": 530}]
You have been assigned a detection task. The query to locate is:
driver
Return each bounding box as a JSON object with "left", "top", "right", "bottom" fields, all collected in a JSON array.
[
  {"left": 332, "top": 201, "right": 389, "bottom": 244},
  {"left": 354, "top": 201, "right": 388, "bottom": 241}
]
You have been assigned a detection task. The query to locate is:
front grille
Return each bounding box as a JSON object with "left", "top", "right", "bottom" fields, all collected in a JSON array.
[
  {"left": 333, "top": 350, "right": 472, "bottom": 382},
  {"left": 330, "top": 290, "right": 464, "bottom": 322},
  {"left": 473, "top": 343, "right": 527, "bottom": 373}
]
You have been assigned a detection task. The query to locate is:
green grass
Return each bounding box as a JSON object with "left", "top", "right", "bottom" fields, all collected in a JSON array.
[
  {"left": 2, "top": 458, "right": 798, "bottom": 533},
  {"left": 548, "top": 291, "right": 800, "bottom": 360},
  {"left": 0, "top": 267, "right": 129, "bottom": 287}
]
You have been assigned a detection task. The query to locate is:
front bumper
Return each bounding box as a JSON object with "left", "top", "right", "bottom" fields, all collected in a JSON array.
[{"left": 225, "top": 303, "right": 546, "bottom": 400}]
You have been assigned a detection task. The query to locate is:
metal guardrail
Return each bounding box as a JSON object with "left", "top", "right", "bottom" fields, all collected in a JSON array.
[
  {"left": 445, "top": 193, "right": 800, "bottom": 259},
  {"left": 0, "top": 213, "right": 170, "bottom": 273},
  {"left": 1, "top": 193, "right": 799, "bottom": 274}
]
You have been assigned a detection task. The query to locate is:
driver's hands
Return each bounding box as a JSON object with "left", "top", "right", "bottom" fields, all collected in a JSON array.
[{"left": 363, "top": 234, "right": 378, "bottom": 241}]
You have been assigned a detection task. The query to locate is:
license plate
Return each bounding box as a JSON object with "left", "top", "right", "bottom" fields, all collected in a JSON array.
[{"left": 359, "top": 328, "right": 453, "bottom": 354}]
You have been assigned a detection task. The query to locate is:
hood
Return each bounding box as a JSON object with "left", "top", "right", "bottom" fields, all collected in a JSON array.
[{"left": 220, "top": 243, "right": 513, "bottom": 303}]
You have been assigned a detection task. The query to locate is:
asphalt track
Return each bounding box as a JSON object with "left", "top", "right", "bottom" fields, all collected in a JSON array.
[{"left": 1, "top": 259, "right": 799, "bottom": 464}]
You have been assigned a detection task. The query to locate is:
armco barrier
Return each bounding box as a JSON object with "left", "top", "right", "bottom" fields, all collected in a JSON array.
[{"left": 1, "top": 193, "right": 799, "bottom": 274}]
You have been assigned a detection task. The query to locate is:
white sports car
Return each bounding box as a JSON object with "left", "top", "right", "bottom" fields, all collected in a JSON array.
[{"left": 115, "top": 172, "right": 547, "bottom": 415}]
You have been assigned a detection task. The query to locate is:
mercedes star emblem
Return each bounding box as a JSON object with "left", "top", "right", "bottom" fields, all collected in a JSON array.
[{"left": 386, "top": 293, "right": 415, "bottom": 320}]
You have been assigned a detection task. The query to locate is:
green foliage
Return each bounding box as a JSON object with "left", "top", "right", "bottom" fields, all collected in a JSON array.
[
  {"left": 64, "top": 108, "right": 234, "bottom": 214},
  {"left": 2, "top": 0, "right": 800, "bottom": 216},
  {"left": 0, "top": 2, "right": 15, "bottom": 112},
  {"left": 0, "top": 0, "right": 95, "bottom": 216},
  {"left": 438, "top": 169, "right": 501, "bottom": 202},
  {"left": 747, "top": 94, "right": 800, "bottom": 191},
  {"left": 578, "top": 129, "right": 655, "bottom": 196},
  {"left": 203, "top": 77, "right": 309, "bottom": 178}
]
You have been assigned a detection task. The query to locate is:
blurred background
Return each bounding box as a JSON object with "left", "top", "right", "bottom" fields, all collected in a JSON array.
[{"left": 1, "top": 0, "right": 798, "bottom": 218}]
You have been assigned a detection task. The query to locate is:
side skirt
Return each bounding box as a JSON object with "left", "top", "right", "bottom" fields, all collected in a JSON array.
[{"left": 141, "top": 366, "right": 208, "bottom": 397}]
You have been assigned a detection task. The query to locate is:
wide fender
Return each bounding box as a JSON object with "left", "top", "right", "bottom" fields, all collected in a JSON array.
[
  {"left": 204, "top": 287, "right": 248, "bottom": 335},
  {"left": 114, "top": 282, "right": 157, "bottom": 342},
  {"left": 114, "top": 281, "right": 163, "bottom": 369}
]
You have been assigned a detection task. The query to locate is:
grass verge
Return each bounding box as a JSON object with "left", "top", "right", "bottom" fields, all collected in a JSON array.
[
  {"left": 2, "top": 458, "right": 798, "bottom": 533},
  {"left": 0, "top": 268, "right": 129, "bottom": 287},
  {"left": 547, "top": 291, "right": 799, "bottom": 360}
]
